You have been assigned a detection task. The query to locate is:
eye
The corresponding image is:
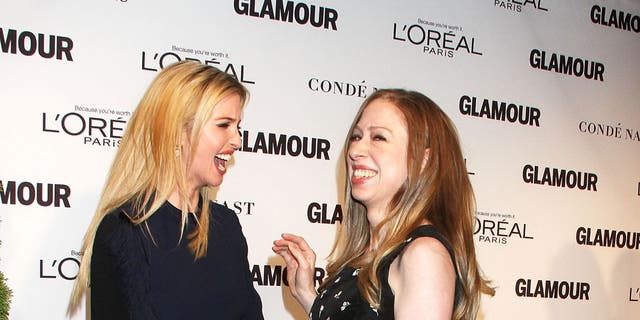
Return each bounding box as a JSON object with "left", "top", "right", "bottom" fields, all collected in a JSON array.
[
  {"left": 217, "top": 122, "right": 231, "bottom": 128},
  {"left": 349, "top": 133, "right": 362, "bottom": 141},
  {"left": 372, "top": 134, "right": 386, "bottom": 141}
]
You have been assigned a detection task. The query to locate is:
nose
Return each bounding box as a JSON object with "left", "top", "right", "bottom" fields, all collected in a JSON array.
[
  {"left": 348, "top": 139, "right": 367, "bottom": 161},
  {"left": 230, "top": 128, "right": 242, "bottom": 150}
]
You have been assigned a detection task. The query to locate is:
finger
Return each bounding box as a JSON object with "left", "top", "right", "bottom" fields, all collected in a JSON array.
[
  {"left": 275, "top": 249, "right": 299, "bottom": 270},
  {"left": 273, "top": 239, "right": 292, "bottom": 247},
  {"left": 286, "top": 242, "right": 313, "bottom": 271},
  {"left": 282, "top": 234, "right": 314, "bottom": 254},
  {"left": 272, "top": 246, "right": 289, "bottom": 255},
  {"left": 280, "top": 238, "right": 316, "bottom": 264}
]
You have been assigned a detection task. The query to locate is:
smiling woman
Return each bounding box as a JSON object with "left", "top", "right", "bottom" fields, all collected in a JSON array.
[
  {"left": 274, "top": 89, "right": 495, "bottom": 320},
  {"left": 66, "top": 61, "right": 263, "bottom": 320}
]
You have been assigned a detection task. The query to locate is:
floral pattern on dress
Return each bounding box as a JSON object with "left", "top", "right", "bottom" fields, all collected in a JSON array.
[{"left": 308, "top": 267, "right": 379, "bottom": 320}]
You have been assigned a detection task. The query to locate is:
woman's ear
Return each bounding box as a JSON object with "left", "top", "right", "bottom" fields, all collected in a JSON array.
[{"left": 421, "top": 148, "right": 430, "bottom": 171}]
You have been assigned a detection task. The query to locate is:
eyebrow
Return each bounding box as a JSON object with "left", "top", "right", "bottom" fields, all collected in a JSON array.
[
  {"left": 355, "top": 125, "right": 393, "bottom": 133},
  {"left": 369, "top": 125, "right": 392, "bottom": 132},
  {"left": 214, "top": 116, "right": 239, "bottom": 122}
]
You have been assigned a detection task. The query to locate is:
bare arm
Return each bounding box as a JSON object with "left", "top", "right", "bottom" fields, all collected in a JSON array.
[
  {"left": 272, "top": 233, "right": 318, "bottom": 313},
  {"left": 389, "top": 237, "right": 456, "bottom": 320}
]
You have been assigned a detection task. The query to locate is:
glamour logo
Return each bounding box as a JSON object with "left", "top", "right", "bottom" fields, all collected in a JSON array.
[
  {"left": 308, "top": 78, "right": 378, "bottom": 99},
  {"left": 0, "top": 180, "right": 71, "bottom": 208},
  {"left": 464, "top": 158, "right": 476, "bottom": 176},
  {"left": 576, "top": 227, "right": 640, "bottom": 250},
  {"left": 474, "top": 211, "right": 533, "bottom": 245},
  {"left": 40, "top": 252, "right": 81, "bottom": 281},
  {"left": 630, "top": 288, "right": 640, "bottom": 302},
  {"left": 494, "top": 0, "right": 548, "bottom": 14},
  {"left": 522, "top": 164, "right": 598, "bottom": 191},
  {"left": 233, "top": 0, "right": 338, "bottom": 31},
  {"left": 515, "top": 278, "right": 590, "bottom": 300},
  {"left": 590, "top": 5, "right": 640, "bottom": 34},
  {"left": 215, "top": 199, "right": 256, "bottom": 215},
  {"left": 393, "top": 20, "right": 482, "bottom": 58},
  {"left": 42, "top": 107, "right": 129, "bottom": 148},
  {"left": 141, "top": 51, "right": 255, "bottom": 84},
  {"left": 578, "top": 121, "right": 640, "bottom": 142},
  {"left": 307, "top": 202, "right": 342, "bottom": 224},
  {"left": 251, "top": 264, "right": 325, "bottom": 287},
  {"left": 459, "top": 95, "right": 541, "bottom": 127},
  {"left": 240, "top": 130, "right": 331, "bottom": 160},
  {"left": 529, "top": 49, "right": 605, "bottom": 82},
  {"left": 0, "top": 27, "right": 73, "bottom": 61}
]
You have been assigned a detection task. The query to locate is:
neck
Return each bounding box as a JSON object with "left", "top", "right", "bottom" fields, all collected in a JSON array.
[
  {"left": 366, "top": 204, "right": 388, "bottom": 249},
  {"left": 365, "top": 202, "right": 387, "bottom": 228},
  {"left": 168, "top": 187, "right": 200, "bottom": 212}
]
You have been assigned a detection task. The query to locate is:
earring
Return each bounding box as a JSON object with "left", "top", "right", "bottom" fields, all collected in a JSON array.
[{"left": 175, "top": 146, "right": 181, "bottom": 158}]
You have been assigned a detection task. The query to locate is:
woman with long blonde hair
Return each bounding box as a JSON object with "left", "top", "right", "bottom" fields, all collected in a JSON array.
[
  {"left": 68, "top": 61, "right": 263, "bottom": 319},
  {"left": 274, "top": 89, "right": 494, "bottom": 319}
]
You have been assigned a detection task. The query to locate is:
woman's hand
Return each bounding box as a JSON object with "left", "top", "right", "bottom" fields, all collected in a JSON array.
[{"left": 272, "top": 233, "right": 318, "bottom": 313}]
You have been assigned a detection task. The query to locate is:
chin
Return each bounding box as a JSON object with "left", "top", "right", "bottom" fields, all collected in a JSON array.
[{"left": 207, "top": 178, "right": 224, "bottom": 188}]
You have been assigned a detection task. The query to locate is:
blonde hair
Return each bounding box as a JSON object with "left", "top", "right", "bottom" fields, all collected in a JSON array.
[
  {"left": 324, "top": 89, "right": 494, "bottom": 319},
  {"left": 67, "top": 61, "right": 248, "bottom": 316}
]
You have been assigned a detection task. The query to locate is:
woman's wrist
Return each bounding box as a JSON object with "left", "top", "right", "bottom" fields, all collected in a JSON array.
[{"left": 299, "top": 288, "right": 318, "bottom": 313}]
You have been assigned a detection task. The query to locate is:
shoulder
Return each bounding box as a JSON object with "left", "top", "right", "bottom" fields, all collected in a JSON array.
[
  {"left": 398, "top": 237, "right": 453, "bottom": 267},
  {"left": 208, "top": 201, "right": 242, "bottom": 228},
  {"left": 96, "top": 208, "right": 136, "bottom": 239},
  {"left": 94, "top": 208, "right": 145, "bottom": 256},
  {"left": 397, "top": 237, "right": 454, "bottom": 278},
  {"left": 388, "top": 236, "right": 456, "bottom": 318},
  {"left": 210, "top": 200, "right": 235, "bottom": 215}
]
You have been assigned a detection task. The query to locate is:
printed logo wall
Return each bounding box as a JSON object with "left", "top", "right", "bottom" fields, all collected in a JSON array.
[{"left": 1, "top": 0, "right": 639, "bottom": 319}]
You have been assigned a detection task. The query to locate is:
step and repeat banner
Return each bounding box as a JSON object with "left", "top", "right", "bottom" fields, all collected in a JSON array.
[{"left": 1, "top": 0, "right": 639, "bottom": 319}]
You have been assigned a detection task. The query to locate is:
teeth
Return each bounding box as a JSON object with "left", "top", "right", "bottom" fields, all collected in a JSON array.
[
  {"left": 353, "top": 169, "right": 377, "bottom": 178},
  {"left": 215, "top": 153, "right": 231, "bottom": 161}
]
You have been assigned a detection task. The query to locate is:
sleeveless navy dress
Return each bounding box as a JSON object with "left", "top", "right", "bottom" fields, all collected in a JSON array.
[{"left": 308, "top": 225, "right": 460, "bottom": 320}]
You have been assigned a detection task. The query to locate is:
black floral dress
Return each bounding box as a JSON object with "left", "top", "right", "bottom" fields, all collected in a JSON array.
[{"left": 308, "top": 225, "right": 460, "bottom": 320}]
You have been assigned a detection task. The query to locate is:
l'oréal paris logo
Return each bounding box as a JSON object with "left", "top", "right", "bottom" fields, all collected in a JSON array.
[
  {"left": 141, "top": 47, "right": 255, "bottom": 84},
  {"left": 475, "top": 211, "right": 534, "bottom": 245},
  {"left": 494, "top": 0, "right": 548, "bottom": 14},
  {"left": 42, "top": 105, "right": 130, "bottom": 148},
  {"left": 392, "top": 19, "right": 482, "bottom": 59}
]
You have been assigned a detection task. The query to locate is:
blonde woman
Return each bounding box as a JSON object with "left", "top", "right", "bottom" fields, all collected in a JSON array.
[
  {"left": 274, "top": 89, "right": 494, "bottom": 320},
  {"left": 68, "top": 61, "right": 263, "bottom": 319}
]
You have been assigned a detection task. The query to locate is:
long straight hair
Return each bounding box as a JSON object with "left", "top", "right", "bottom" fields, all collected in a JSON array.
[
  {"left": 324, "top": 89, "right": 494, "bottom": 319},
  {"left": 67, "top": 61, "right": 248, "bottom": 316}
]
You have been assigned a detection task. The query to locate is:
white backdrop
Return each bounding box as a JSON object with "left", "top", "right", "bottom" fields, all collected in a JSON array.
[{"left": 1, "top": 0, "right": 639, "bottom": 319}]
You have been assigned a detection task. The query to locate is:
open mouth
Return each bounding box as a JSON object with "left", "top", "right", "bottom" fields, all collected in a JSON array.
[
  {"left": 214, "top": 153, "right": 231, "bottom": 173},
  {"left": 353, "top": 169, "right": 377, "bottom": 178},
  {"left": 351, "top": 168, "right": 377, "bottom": 184}
]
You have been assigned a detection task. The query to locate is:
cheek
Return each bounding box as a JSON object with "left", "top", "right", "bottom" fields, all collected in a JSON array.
[
  {"left": 392, "top": 153, "right": 409, "bottom": 182},
  {"left": 202, "top": 131, "right": 223, "bottom": 151}
]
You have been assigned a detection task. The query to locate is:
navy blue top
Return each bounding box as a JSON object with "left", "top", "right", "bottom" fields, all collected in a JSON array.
[
  {"left": 309, "top": 225, "right": 460, "bottom": 320},
  {"left": 90, "top": 200, "right": 263, "bottom": 320}
]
